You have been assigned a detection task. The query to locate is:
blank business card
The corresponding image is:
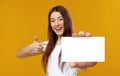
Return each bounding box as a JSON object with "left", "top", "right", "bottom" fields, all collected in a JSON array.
[{"left": 61, "top": 37, "right": 105, "bottom": 62}]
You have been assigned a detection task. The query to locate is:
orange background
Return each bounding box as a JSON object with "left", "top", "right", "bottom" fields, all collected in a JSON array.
[{"left": 0, "top": 0, "right": 120, "bottom": 76}]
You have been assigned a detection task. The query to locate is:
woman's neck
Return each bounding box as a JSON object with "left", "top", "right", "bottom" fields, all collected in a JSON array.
[{"left": 57, "top": 36, "right": 61, "bottom": 45}]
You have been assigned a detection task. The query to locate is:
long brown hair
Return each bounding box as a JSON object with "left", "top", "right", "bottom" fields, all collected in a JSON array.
[{"left": 42, "top": 5, "right": 73, "bottom": 73}]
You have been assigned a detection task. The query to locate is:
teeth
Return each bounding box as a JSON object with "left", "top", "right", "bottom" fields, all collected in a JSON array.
[{"left": 56, "top": 27, "right": 62, "bottom": 30}]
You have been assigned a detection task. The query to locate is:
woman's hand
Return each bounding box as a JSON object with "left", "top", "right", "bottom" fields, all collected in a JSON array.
[
  {"left": 28, "top": 36, "right": 44, "bottom": 54},
  {"left": 17, "top": 36, "right": 45, "bottom": 58},
  {"left": 70, "top": 31, "right": 97, "bottom": 71}
]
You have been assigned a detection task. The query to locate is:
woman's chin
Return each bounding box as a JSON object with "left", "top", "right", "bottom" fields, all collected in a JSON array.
[{"left": 56, "top": 33, "right": 63, "bottom": 37}]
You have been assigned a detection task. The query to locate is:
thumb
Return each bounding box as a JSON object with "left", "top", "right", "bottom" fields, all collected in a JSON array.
[
  {"left": 34, "top": 36, "right": 38, "bottom": 42},
  {"left": 70, "top": 62, "right": 77, "bottom": 68}
]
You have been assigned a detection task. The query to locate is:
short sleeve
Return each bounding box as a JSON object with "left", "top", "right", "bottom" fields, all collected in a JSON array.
[{"left": 42, "top": 41, "right": 48, "bottom": 51}]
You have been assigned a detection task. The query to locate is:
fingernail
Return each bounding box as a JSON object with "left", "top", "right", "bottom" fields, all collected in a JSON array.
[{"left": 79, "top": 31, "right": 85, "bottom": 36}]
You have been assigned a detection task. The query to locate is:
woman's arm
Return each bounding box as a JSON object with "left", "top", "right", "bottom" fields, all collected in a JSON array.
[
  {"left": 16, "top": 43, "right": 44, "bottom": 58},
  {"left": 16, "top": 36, "right": 46, "bottom": 58}
]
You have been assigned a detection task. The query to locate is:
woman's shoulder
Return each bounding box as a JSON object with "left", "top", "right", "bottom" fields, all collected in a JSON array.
[{"left": 41, "top": 41, "right": 48, "bottom": 44}]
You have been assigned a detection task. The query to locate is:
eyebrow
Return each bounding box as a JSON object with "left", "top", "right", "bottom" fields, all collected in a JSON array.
[
  {"left": 50, "top": 16, "right": 63, "bottom": 19},
  {"left": 58, "top": 16, "right": 63, "bottom": 19}
]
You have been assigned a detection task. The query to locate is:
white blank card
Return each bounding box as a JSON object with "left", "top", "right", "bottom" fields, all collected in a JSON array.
[{"left": 61, "top": 37, "right": 105, "bottom": 62}]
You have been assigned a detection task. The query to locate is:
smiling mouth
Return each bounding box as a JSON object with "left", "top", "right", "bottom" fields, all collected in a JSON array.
[{"left": 55, "top": 27, "right": 62, "bottom": 31}]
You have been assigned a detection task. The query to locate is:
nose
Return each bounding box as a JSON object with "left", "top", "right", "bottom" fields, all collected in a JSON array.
[{"left": 55, "top": 20, "right": 59, "bottom": 26}]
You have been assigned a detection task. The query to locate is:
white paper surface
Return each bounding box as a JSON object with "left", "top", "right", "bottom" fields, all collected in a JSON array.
[{"left": 61, "top": 37, "right": 105, "bottom": 62}]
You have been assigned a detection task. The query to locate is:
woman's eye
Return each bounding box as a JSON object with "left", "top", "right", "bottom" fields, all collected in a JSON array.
[
  {"left": 59, "top": 18, "right": 63, "bottom": 21},
  {"left": 51, "top": 20, "right": 55, "bottom": 22}
]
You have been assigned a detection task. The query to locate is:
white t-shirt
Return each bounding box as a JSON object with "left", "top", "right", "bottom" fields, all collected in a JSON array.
[{"left": 42, "top": 41, "right": 77, "bottom": 76}]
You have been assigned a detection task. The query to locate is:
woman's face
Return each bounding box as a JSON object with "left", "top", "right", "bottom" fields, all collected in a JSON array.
[{"left": 50, "top": 12, "right": 64, "bottom": 37}]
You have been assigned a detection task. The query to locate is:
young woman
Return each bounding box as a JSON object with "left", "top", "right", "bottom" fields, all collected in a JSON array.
[{"left": 17, "top": 5, "right": 97, "bottom": 76}]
